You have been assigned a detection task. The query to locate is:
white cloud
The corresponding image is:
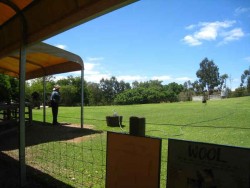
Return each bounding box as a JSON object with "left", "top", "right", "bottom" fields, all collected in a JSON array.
[
  {"left": 52, "top": 56, "right": 109, "bottom": 83},
  {"left": 175, "top": 77, "right": 193, "bottom": 81},
  {"left": 151, "top": 75, "right": 193, "bottom": 84},
  {"left": 152, "top": 75, "right": 172, "bottom": 81},
  {"left": 183, "top": 35, "right": 202, "bottom": 46},
  {"left": 220, "top": 28, "right": 244, "bottom": 43},
  {"left": 183, "top": 20, "right": 244, "bottom": 46},
  {"left": 117, "top": 75, "right": 148, "bottom": 82},
  {"left": 83, "top": 57, "right": 110, "bottom": 82},
  {"left": 116, "top": 75, "right": 192, "bottom": 84},
  {"left": 87, "top": 57, "right": 104, "bottom": 62},
  {"left": 54, "top": 71, "right": 193, "bottom": 86},
  {"left": 55, "top": 44, "right": 67, "bottom": 50},
  {"left": 185, "top": 24, "right": 196, "bottom": 30},
  {"left": 84, "top": 63, "right": 100, "bottom": 75},
  {"left": 85, "top": 73, "right": 110, "bottom": 83},
  {"left": 52, "top": 55, "right": 193, "bottom": 85},
  {"left": 234, "top": 7, "right": 250, "bottom": 16},
  {"left": 244, "top": 57, "right": 250, "bottom": 62}
]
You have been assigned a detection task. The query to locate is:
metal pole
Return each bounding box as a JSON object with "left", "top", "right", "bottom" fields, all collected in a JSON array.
[
  {"left": 43, "top": 76, "right": 46, "bottom": 123},
  {"left": 2, "top": 1, "right": 27, "bottom": 186},
  {"left": 81, "top": 68, "right": 84, "bottom": 128},
  {"left": 19, "top": 33, "right": 26, "bottom": 188}
]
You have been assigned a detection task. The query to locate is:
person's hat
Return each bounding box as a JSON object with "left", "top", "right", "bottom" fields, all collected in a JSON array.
[{"left": 54, "top": 85, "right": 60, "bottom": 89}]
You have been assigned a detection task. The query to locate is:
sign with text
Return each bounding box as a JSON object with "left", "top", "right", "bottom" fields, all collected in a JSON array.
[
  {"left": 167, "top": 139, "right": 250, "bottom": 188},
  {"left": 106, "top": 132, "right": 161, "bottom": 188}
]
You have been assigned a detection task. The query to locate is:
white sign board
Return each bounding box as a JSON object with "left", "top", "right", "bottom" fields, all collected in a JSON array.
[{"left": 167, "top": 139, "right": 250, "bottom": 188}]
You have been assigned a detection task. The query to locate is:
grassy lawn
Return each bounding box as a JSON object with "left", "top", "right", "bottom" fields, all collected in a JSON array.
[{"left": 30, "top": 96, "right": 250, "bottom": 187}]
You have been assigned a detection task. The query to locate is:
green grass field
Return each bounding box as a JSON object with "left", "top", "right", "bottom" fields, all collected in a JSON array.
[
  {"left": 30, "top": 96, "right": 250, "bottom": 187},
  {"left": 33, "top": 96, "right": 250, "bottom": 146}
]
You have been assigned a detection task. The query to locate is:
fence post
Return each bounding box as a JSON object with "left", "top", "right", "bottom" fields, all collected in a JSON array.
[{"left": 129, "top": 116, "right": 145, "bottom": 136}]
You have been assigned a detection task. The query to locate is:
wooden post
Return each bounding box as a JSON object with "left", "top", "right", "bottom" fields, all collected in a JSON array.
[{"left": 129, "top": 116, "right": 145, "bottom": 136}]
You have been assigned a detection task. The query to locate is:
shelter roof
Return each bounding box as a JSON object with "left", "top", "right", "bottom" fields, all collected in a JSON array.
[
  {"left": 0, "top": 42, "right": 83, "bottom": 80},
  {"left": 0, "top": 0, "right": 137, "bottom": 58}
]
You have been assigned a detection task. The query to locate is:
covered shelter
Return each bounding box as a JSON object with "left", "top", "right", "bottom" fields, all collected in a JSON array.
[
  {"left": 0, "top": 41, "right": 84, "bottom": 125},
  {"left": 0, "top": 0, "right": 138, "bottom": 186},
  {"left": 0, "top": 42, "right": 83, "bottom": 80}
]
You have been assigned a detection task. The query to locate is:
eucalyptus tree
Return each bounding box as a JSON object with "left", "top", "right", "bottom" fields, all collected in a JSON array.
[
  {"left": 99, "top": 76, "right": 130, "bottom": 105},
  {"left": 196, "top": 58, "right": 220, "bottom": 94},
  {"left": 240, "top": 66, "right": 250, "bottom": 93},
  {"left": 220, "top": 74, "right": 229, "bottom": 90}
]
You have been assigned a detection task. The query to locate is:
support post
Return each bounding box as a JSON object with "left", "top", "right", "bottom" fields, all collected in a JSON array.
[
  {"left": 81, "top": 68, "right": 84, "bottom": 128},
  {"left": 129, "top": 116, "right": 145, "bottom": 136},
  {"left": 43, "top": 76, "right": 46, "bottom": 123},
  {"left": 19, "top": 36, "right": 26, "bottom": 187},
  {"left": 2, "top": 1, "right": 28, "bottom": 186}
]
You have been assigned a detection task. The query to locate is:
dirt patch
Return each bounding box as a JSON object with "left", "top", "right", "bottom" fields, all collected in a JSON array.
[{"left": 55, "top": 123, "right": 100, "bottom": 143}]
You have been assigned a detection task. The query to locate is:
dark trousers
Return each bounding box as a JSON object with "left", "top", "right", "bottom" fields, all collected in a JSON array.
[{"left": 51, "top": 101, "right": 59, "bottom": 124}]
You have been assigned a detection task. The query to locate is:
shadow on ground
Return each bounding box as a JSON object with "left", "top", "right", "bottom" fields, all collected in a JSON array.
[
  {"left": 0, "top": 121, "right": 103, "bottom": 151},
  {"left": 0, "top": 152, "right": 74, "bottom": 187},
  {"left": 0, "top": 121, "right": 103, "bottom": 187}
]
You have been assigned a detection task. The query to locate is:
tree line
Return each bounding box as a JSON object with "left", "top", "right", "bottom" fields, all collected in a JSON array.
[{"left": 0, "top": 57, "right": 250, "bottom": 106}]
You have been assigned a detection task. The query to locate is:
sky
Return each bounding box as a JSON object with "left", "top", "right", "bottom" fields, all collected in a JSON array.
[{"left": 44, "top": 0, "right": 250, "bottom": 90}]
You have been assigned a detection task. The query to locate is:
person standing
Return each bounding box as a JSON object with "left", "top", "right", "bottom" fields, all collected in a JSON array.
[{"left": 50, "top": 85, "right": 61, "bottom": 125}]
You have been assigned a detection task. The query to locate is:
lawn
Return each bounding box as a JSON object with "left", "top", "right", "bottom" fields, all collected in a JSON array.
[
  {"left": 29, "top": 96, "right": 250, "bottom": 187},
  {"left": 33, "top": 96, "right": 250, "bottom": 146}
]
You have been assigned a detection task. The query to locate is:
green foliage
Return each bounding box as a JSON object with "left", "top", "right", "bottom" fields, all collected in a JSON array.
[
  {"left": 0, "top": 74, "right": 11, "bottom": 102},
  {"left": 0, "top": 74, "right": 19, "bottom": 103},
  {"left": 99, "top": 76, "right": 130, "bottom": 105},
  {"left": 60, "top": 85, "right": 77, "bottom": 105},
  {"left": 57, "top": 76, "right": 89, "bottom": 105},
  {"left": 87, "top": 82, "right": 103, "bottom": 106},
  {"left": 240, "top": 66, "right": 250, "bottom": 94},
  {"left": 196, "top": 57, "right": 220, "bottom": 94},
  {"left": 25, "top": 76, "right": 89, "bottom": 106},
  {"left": 114, "top": 87, "right": 165, "bottom": 104},
  {"left": 26, "top": 76, "right": 56, "bottom": 103},
  {"left": 114, "top": 81, "right": 183, "bottom": 104},
  {"left": 219, "top": 74, "right": 229, "bottom": 90},
  {"left": 182, "top": 80, "right": 193, "bottom": 101},
  {"left": 232, "top": 87, "right": 248, "bottom": 97}
]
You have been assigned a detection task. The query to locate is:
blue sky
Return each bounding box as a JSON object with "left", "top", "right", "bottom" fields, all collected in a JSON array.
[{"left": 44, "top": 0, "right": 250, "bottom": 90}]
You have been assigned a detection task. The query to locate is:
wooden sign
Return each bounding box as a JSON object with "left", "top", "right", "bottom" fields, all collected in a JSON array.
[
  {"left": 106, "top": 132, "right": 161, "bottom": 188},
  {"left": 167, "top": 139, "right": 250, "bottom": 188}
]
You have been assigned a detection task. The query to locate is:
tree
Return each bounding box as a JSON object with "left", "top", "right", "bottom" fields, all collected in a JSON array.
[
  {"left": 114, "top": 80, "right": 183, "bottom": 105},
  {"left": 0, "top": 74, "right": 19, "bottom": 103},
  {"left": 87, "top": 82, "right": 103, "bottom": 105},
  {"left": 219, "top": 74, "right": 229, "bottom": 90},
  {"left": 60, "top": 85, "right": 77, "bottom": 106},
  {"left": 164, "top": 82, "right": 183, "bottom": 95},
  {"left": 192, "top": 80, "right": 203, "bottom": 95},
  {"left": 57, "top": 76, "right": 89, "bottom": 105},
  {"left": 196, "top": 58, "right": 220, "bottom": 94},
  {"left": 182, "top": 80, "right": 193, "bottom": 101},
  {"left": 240, "top": 67, "right": 250, "bottom": 93},
  {"left": 0, "top": 74, "right": 11, "bottom": 103},
  {"left": 99, "top": 76, "right": 130, "bottom": 105}
]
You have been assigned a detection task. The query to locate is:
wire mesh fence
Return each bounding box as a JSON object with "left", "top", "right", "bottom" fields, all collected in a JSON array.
[
  {"left": 1, "top": 112, "right": 249, "bottom": 187},
  {"left": 26, "top": 132, "right": 107, "bottom": 187},
  {"left": 0, "top": 117, "right": 171, "bottom": 187}
]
